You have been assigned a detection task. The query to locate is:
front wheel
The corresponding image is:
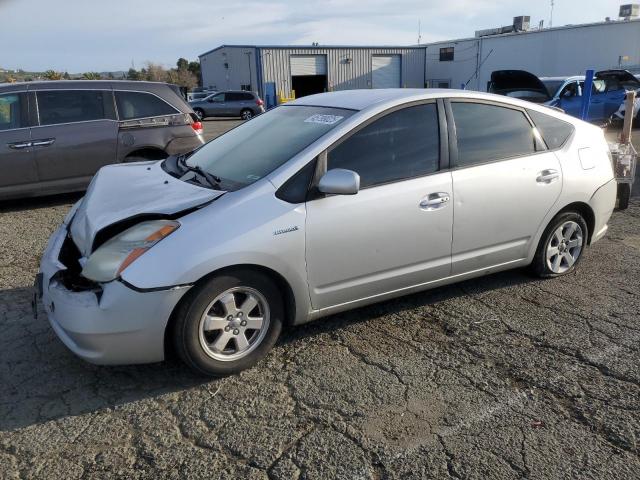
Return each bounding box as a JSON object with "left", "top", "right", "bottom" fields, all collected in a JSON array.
[
  {"left": 194, "top": 108, "right": 205, "bottom": 120},
  {"left": 173, "top": 270, "right": 283, "bottom": 376},
  {"left": 531, "top": 212, "right": 588, "bottom": 278}
]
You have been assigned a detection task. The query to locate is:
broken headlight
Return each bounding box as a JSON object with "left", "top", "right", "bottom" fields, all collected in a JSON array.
[{"left": 81, "top": 220, "right": 179, "bottom": 282}]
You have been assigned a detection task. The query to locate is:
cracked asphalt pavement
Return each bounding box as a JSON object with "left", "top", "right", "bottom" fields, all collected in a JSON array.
[{"left": 1, "top": 121, "right": 639, "bottom": 479}]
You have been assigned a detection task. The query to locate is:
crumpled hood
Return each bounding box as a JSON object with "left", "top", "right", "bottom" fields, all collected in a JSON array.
[{"left": 70, "top": 160, "right": 223, "bottom": 256}]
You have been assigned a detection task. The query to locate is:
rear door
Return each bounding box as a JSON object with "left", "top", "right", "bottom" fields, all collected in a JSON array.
[
  {"left": 203, "top": 92, "right": 228, "bottom": 117},
  {"left": 32, "top": 89, "right": 118, "bottom": 185},
  {"left": 0, "top": 91, "right": 38, "bottom": 194},
  {"left": 305, "top": 102, "right": 453, "bottom": 309},
  {"left": 448, "top": 100, "right": 562, "bottom": 274}
]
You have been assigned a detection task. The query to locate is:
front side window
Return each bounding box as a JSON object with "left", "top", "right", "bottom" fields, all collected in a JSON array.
[
  {"left": 451, "top": 102, "right": 537, "bottom": 168},
  {"left": 328, "top": 103, "right": 440, "bottom": 188},
  {"left": 183, "top": 105, "right": 354, "bottom": 189},
  {"left": 37, "top": 90, "right": 113, "bottom": 126},
  {"left": 0, "top": 93, "right": 26, "bottom": 131},
  {"left": 115, "top": 91, "right": 178, "bottom": 120}
]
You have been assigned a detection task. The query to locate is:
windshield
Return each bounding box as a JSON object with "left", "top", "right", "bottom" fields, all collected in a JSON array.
[{"left": 184, "top": 105, "right": 354, "bottom": 188}]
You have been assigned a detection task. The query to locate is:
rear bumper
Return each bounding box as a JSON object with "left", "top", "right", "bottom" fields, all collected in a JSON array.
[
  {"left": 40, "top": 224, "right": 191, "bottom": 365},
  {"left": 589, "top": 178, "right": 617, "bottom": 244}
]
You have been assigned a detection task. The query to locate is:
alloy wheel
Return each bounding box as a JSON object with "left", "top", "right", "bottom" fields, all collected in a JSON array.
[
  {"left": 198, "top": 287, "right": 270, "bottom": 361},
  {"left": 546, "top": 220, "right": 583, "bottom": 274}
]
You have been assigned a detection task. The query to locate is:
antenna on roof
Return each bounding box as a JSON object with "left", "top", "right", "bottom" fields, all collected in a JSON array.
[
  {"left": 417, "top": 20, "right": 422, "bottom": 44},
  {"left": 549, "top": 0, "right": 555, "bottom": 28}
]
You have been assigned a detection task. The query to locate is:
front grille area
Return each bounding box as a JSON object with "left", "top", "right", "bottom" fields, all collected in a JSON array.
[{"left": 57, "top": 234, "right": 102, "bottom": 294}]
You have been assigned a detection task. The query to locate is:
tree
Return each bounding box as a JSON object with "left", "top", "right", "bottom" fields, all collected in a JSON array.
[
  {"left": 167, "top": 68, "right": 197, "bottom": 90},
  {"left": 43, "top": 70, "right": 63, "bottom": 80},
  {"left": 82, "top": 72, "right": 102, "bottom": 80},
  {"left": 127, "top": 68, "right": 140, "bottom": 80},
  {"left": 176, "top": 57, "right": 189, "bottom": 71},
  {"left": 187, "top": 61, "right": 201, "bottom": 86},
  {"left": 144, "top": 62, "right": 168, "bottom": 82},
  {"left": 63, "top": 71, "right": 71, "bottom": 80}
]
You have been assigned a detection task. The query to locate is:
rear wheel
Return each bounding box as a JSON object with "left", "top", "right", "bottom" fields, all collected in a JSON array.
[
  {"left": 531, "top": 212, "right": 588, "bottom": 278},
  {"left": 173, "top": 270, "right": 283, "bottom": 376},
  {"left": 240, "top": 109, "right": 254, "bottom": 120}
]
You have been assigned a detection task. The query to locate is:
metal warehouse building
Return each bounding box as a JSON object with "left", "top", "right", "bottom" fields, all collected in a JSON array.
[
  {"left": 199, "top": 45, "right": 425, "bottom": 107},
  {"left": 199, "top": 9, "right": 640, "bottom": 105},
  {"left": 424, "top": 16, "right": 640, "bottom": 92}
]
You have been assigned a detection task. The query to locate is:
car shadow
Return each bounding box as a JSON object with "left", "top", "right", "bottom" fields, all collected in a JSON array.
[
  {"left": 0, "top": 268, "right": 538, "bottom": 432},
  {"left": 0, "top": 192, "right": 83, "bottom": 213}
]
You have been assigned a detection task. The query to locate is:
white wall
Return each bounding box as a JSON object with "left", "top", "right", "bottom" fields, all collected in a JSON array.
[
  {"left": 425, "top": 19, "right": 640, "bottom": 92},
  {"left": 200, "top": 47, "right": 259, "bottom": 92}
]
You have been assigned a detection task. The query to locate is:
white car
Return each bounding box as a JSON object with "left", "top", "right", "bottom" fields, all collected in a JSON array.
[{"left": 37, "top": 89, "right": 617, "bottom": 376}]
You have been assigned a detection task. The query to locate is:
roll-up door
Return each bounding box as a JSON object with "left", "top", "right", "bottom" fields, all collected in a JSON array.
[
  {"left": 372, "top": 55, "right": 401, "bottom": 88},
  {"left": 290, "top": 55, "right": 327, "bottom": 76}
]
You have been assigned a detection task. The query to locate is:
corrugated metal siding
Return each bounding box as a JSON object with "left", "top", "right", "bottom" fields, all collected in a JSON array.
[
  {"left": 200, "top": 47, "right": 259, "bottom": 92},
  {"left": 259, "top": 47, "right": 425, "bottom": 99}
]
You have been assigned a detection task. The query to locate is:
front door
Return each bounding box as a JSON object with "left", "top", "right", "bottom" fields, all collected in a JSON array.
[
  {"left": 305, "top": 102, "right": 453, "bottom": 310},
  {"left": 32, "top": 89, "right": 118, "bottom": 185},
  {"left": 0, "top": 92, "right": 38, "bottom": 194},
  {"left": 448, "top": 100, "right": 562, "bottom": 274}
]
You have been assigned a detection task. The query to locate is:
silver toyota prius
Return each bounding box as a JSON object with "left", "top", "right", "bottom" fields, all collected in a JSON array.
[{"left": 38, "top": 89, "right": 617, "bottom": 376}]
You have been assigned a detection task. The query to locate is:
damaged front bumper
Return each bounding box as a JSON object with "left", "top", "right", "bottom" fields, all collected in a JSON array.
[{"left": 38, "top": 223, "right": 191, "bottom": 365}]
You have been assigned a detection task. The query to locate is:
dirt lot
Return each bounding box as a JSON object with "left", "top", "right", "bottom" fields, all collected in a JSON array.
[{"left": 1, "top": 119, "right": 639, "bottom": 479}]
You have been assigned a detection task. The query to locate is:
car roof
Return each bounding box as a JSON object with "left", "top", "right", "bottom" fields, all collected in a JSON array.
[
  {"left": 0, "top": 80, "right": 178, "bottom": 91},
  {"left": 539, "top": 76, "right": 584, "bottom": 82}
]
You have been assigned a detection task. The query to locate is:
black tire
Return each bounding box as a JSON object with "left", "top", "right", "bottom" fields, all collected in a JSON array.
[
  {"left": 194, "top": 108, "right": 205, "bottom": 120},
  {"left": 240, "top": 109, "right": 254, "bottom": 120},
  {"left": 531, "top": 211, "right": 588, "bottom": 278},
  {"left": 617, "top": 183, "right": 631, "bottom": 210},
  {"left": 172, "top": 270, "right": 283, "bottom": 377}
]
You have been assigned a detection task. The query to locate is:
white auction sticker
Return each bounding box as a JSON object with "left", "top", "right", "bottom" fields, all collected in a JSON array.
[{"left": 304, "top": 114, "right": 344, "bottom": 125}]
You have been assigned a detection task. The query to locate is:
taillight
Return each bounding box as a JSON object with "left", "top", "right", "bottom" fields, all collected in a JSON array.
[
  {"left": 256, "top": 98, "right": 264, "bottom": 106},
  {"left": 191, "top": 121, "right": 203, "bottom": 134}
]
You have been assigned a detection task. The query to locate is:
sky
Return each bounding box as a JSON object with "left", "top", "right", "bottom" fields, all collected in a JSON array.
[{"left": 0, "top": 0, "right": 628, "bottom": 72}]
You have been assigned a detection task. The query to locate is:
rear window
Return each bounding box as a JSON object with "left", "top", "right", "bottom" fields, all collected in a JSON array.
[
  {"left": 527, "top": 109, "right": 574, "bottom": 149},
  {"left": 115, "top": 91, "right": 178, "bottom": 120},
  {"left": 0, "top": 93, "right": 27, "bottom": 131},
  {"left": 37, "top": 90, "right": 115, "bottom": 126}
]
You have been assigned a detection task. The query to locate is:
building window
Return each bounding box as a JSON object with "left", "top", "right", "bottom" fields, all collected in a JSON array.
[
  {"left": 240, "top": 84, "right": 252, "bottom": 91},
  {"left": 439, "top": 47, "right": 454, "bottom": 62}
]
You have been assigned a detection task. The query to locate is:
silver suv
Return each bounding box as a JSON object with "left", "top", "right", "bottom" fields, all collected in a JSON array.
[
  {"left": 190, "top": 90, "right": 265, "bottom": 120},
  {"left": 0, "top": 80, "right": 204, "bottom": 200}
]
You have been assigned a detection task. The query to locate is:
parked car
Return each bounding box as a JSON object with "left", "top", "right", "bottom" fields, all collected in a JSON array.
[
  {"left": 38, "top": 89, "right": 616, "bottom": 376},
  {"left": 190, "top": 90, "right": 265, "bottom": 120},
  {"left": 0, "top": 80, "right": 204, "bottom": 200},
  {"left": 491, "top": 69, "right": 640, "bottom": 124},
  {"left": 488, "top": 70, "right": 551, "bottom": 103}
]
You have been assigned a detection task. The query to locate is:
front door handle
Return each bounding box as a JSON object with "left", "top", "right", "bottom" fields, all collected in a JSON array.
[
  {"left": 420, "top": 192, "right": 450, "bottom": 210},
  {"left": 7, "top": 141, "right": 31, "bottom": 150},
  {"left": 31, "top": 138, "right": 55, "bottom": 147},
  {"left": 536, "top": 169, "right": 560, "bottom": 184}
]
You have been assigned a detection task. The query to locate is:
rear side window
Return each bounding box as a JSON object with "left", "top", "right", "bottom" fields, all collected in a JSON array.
[
  {"left": 527, "top": 109, "right": 575, "bottom": 149},
  {"left": 451, "top": 102, "right": 536, "bottom": 168},
  {"left": 328, "top": 103, "right": 440, "bottom": 188},
  {"left": 0, "top": 93, "right": 27, "bottom": 131},
  {"left": 115, "top": 91, "right": 178, "bottom": 120},
  {"left": 225, "top": 92, "right": 253, "bottom": 102},
  {"left": 37, "top": 90, "right": 114, "bottom": 126}
]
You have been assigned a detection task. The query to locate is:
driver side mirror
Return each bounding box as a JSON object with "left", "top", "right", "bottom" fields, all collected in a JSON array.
[{"left": 318, "top": 169, "right": 360, "bottom": 195}]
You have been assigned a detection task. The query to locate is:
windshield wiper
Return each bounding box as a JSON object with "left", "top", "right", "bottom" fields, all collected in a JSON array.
[{"left": 177, "top": 155, "right": 222, "bottom": 190}]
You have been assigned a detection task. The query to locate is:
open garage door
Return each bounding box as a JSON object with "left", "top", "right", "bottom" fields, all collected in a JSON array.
[
  {"left": 372, "top": 55, "right": 401, "bottom": 88},
  {"left": 290, "top": 55, "right": 327, "bottom": 98}
]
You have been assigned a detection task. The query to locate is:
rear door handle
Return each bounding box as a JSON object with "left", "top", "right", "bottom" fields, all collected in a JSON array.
[
  {"left": 420, "top": 192, "right": 450, "bottom": 210},
  {"left": 536, "top": 169, "right": 560, "bottom": 184},
  {"left": 31, "top": 138, "right": 55, "bottom": 147},
  {"left": 8, "top": 141, "right": 32, "bottom": 150}
]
